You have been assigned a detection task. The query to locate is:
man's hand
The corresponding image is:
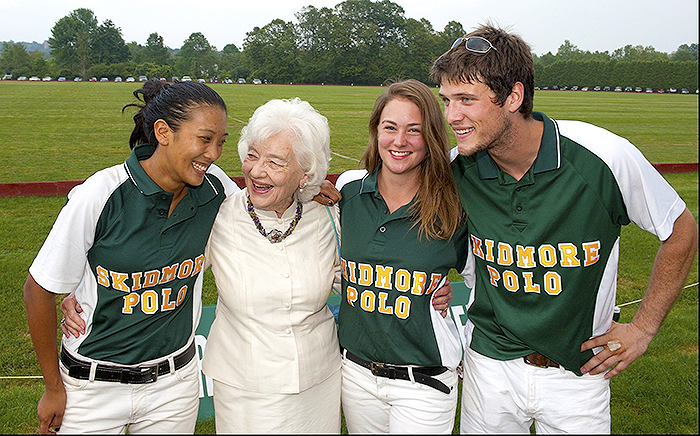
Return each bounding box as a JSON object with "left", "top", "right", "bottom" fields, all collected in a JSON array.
[{"left": 580, "top": 320, "right": 654, "bottom": 379}]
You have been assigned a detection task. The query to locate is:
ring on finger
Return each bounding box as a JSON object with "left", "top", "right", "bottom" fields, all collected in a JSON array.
[{"left": 607, "top": 340, "right": 622, "bottom": 352}]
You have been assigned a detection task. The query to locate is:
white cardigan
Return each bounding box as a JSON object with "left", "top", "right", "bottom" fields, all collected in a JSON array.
[{"left": 202, "top": 189, "right": 341, "bottom": 394}]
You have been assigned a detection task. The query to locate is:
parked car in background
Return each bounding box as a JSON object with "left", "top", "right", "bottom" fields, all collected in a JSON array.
[
  {"left": 181, "top": 76, "right": 192, "bottom": 82},
  {"left": 100, "top": 77, "right": 108, "bottom": 82},
  {"left": 645, "top": 88, "right": 653, "bottom": 93},
  {"left": 139, "top": 75, "right": 148, "bottom": 81},
  {"left": 252, "top": 78, "right": 262, "bottom": 84},
  {"left": 74, "top": 77, "right": 82, "bottom": 81},
  {"left": 593, "top": 86, "right": 601, "bottom": 91},
  {"left": 224, "top": 78, "right": 232, "bottom": 84},
  {"left": 238, "top": 78, "right": 246, "bottom": 84},
  {"left": 89, "top": 77, "right": 97, "bottom": 82},
  {"left": 657, "top": 89, "right": 665, "bottom": 93},
  {"left": 581, "top": 87, "right": 588, "bottom": 91},
  {"left": 114, "top": 76, "right": 122, "bottom": 82},
  {"left": 126, "top": 76, "right": 135, "bottom": 82},
  {"left": 680, "top": 88, "right": 689, "bottom": 94},
  {"left": 197, "top": 78, "right": 206, "bottom": 83},
  {"left": 603, "top": 86, "right": 611, "bottom": 91},
  {"left": 1, "top": 74, "right": 12, "bottom": 80},
  {"left": 669, "top": 87, "right": 677, "bottom": 93},
  {"left": 624, "top": 86, "right": 632, "bottom": 92},
  {"left": 58, "top": 77, "right": 66, "bottom": 82},
  {"left": 29, "top": 76, "right": 40, "bottom": 81},
  {"left": 42, "top": 76, "right": 52, "bottom": 81},
  {"left": 172, "top": 77, "right": 179, "bottom": 82},
  {"left": 18, "top": 76, "right": 27, "bottom": 81}
]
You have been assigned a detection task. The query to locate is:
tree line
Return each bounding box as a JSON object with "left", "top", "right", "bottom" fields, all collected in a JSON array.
[{"left": 1, "top": 1, "right": 697, "bottom": 89}]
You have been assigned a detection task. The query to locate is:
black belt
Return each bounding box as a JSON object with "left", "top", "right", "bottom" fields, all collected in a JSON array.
[
  {"left": 60, "top": 341, "right": 196, "bottom": 384},
  {"left": 343, "top": 348, "right": 451, "bottom": 394}
]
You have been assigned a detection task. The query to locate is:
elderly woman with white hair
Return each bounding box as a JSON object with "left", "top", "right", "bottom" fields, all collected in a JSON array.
[{"left": 201, "top": 98, "right": 342, "bottom": 433}]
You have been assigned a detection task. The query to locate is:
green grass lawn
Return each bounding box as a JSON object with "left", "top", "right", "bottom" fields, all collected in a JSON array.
[
  {"left": 0, "top": 82, "right": 697, "bottom": 183},
  {"left": 0, "top": 82, "right": 697, "bottom": 434}
]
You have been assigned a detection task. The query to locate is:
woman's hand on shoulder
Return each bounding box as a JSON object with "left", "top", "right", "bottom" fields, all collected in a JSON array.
[{"left": 314, "top": 179, "right": 342, "bottom": 206}]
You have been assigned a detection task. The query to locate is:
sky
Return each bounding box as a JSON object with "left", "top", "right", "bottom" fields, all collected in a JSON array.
[{"left": 1, "top": 0, "right": 698, "bottom": 56}]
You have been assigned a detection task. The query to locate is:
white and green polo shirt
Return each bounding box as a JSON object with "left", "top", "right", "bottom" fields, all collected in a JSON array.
[
  {"left": 29, "top": 143, "right": 238, "bottom": 365},
  {"left": 451, "top": 111, "right": 686, "bottom": 374},
  {"left": 336, "top": 169, "right": 470, "bottom": 369}
]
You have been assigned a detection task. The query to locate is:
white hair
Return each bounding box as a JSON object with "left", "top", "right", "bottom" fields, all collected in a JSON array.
[{"left": 238, "top": 98, "right": 331, "bottom": 203}]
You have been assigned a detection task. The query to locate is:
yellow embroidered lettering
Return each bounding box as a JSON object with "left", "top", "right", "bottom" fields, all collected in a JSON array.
[
  {"left": 143, "top": 270, "right": 159, "bottom": 287},
  {"left": 377, "top": 292, "right": 393, "bottom": 315},
  {"left": 395, "top": 269, "right": 410, "bottom": 292},
  {"left": 583, "top": 241, "right": 600, "bottom": 266},
  {"left": 110, "top": 271, "right": 129, "bottom": 292},
  {"left": 131, "top": 272, "right": 143, "bottom": 291},
  {"left": 558, "top": 243, "right": 580, "bottom": 267},
  {"left": 498, "top": 242, "right": 514, "bottom": 266},
  {"left": 178, "top": 259, "right": 193, "bottom": 279},
  {"left": 375, "top": 265, "right": 393, "bottom": 290},
  {"left": 346, "top": 286, "right": 358, "bottom": 307},
  {"left": 411, "top": 271, "right": 428, "bottom": 295},
  {"left": 538, "top": 244, "right": 557, "bottom": 267},
  {"left": 161, "top": 288, "right": 176, "bottom": 311},
  {"left": 395, "top": 296, "right": 411, "bottom": 319},
  {"left": 141, "top": 290, "right": 158, "bottom": 314},
  {"left": 358, "top": 263, "right": 373, "bottom": 286},
  {"left": 516, "top": 245, "right": 537, "bottom": 268},
  {"left": 360, "top": 290, "right": 376, "bottom": 312},
  {"left": 122, "top": 293, "right": 139, "bottom": 314},
  {"left": 96, "top": 266, "right": 110, "bottom": 288}
]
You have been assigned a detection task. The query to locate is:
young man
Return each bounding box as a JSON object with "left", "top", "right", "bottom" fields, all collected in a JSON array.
[{"left": 430, "top": 24, "right": 697, "bottom": 433}]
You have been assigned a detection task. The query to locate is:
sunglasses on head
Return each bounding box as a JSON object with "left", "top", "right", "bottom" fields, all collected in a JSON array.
[{"left": 451, "top": 36, "right": 497, "bottom": 54}]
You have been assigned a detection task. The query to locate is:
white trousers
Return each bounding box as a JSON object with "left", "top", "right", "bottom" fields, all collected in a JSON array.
[
  {"left": 341, "top": 355, "right": 458, "bottom": 434},
  {"left": 212, "top": 368, "right": 341, "bottom": 434},
  {"left": 57, "top": 357, "right": 199, "bottom": 434},
  {"left": 460, "top": 346, "right": 611, "bottom": 434}
]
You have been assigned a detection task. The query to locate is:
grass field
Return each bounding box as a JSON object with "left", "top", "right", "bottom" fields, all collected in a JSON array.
[
  {"left": 0, "top": 81, "right": 697, "bottom": 183},
  {"left": 0, "top": 82, "right": 697, "bottom": 434}
]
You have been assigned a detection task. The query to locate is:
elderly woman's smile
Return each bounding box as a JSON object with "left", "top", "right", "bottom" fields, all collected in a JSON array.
[{"left": 242, "top": 132, "right": 308, "bottom": 218}]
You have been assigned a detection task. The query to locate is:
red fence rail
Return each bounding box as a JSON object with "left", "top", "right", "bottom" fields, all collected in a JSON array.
[{"left": 0, "top": 165, "right": 694, "bottom": 198}]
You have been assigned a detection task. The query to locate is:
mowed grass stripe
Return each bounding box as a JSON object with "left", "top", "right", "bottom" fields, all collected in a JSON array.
[{"left": 0, "top": 82, "right": 696, "bottom": 183}]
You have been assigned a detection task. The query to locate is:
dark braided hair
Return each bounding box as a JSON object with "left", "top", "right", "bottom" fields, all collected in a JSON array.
[{"left": 123, "top": 79, "right": 227, "bottom": 149}]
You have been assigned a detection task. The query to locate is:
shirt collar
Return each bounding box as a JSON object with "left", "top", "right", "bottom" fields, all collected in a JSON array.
[
  {"left": 357, "top": 168, "right": 380, "bottom": 195},
  {"left": 124, "top": 143, "right": 219, "bottom": 204},
  {"left": 475, "top": 111, "right": 561, "bottom": 180}
]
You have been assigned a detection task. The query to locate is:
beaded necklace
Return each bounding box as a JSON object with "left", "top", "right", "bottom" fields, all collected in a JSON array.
[{"left": 246, "top": 194, "right": 303, "bottom": 243}]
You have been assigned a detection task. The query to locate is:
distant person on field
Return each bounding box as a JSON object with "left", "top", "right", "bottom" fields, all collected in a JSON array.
[{"left": 430, "top": 23, "right": 698, "bottom": 433}]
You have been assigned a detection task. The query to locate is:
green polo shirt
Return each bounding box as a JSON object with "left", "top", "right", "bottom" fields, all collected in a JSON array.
[
  {"left": 31, "top": 143, "right": 229, "bottom": 364},
  {"left": 452, "top": 112, "right": 631, "bottom": 374},
  {"left": 337, "top": 169, "right": 469, "bottom": 367}
]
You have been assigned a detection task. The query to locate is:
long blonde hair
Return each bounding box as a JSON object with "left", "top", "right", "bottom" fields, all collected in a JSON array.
[{"left": 361, "top": 79, "right": 463, "bottom": 240}]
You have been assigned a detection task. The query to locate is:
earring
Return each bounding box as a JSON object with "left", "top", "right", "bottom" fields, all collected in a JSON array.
[{"left": 299, "top": 182, "right": 307, "bottom": 193}]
